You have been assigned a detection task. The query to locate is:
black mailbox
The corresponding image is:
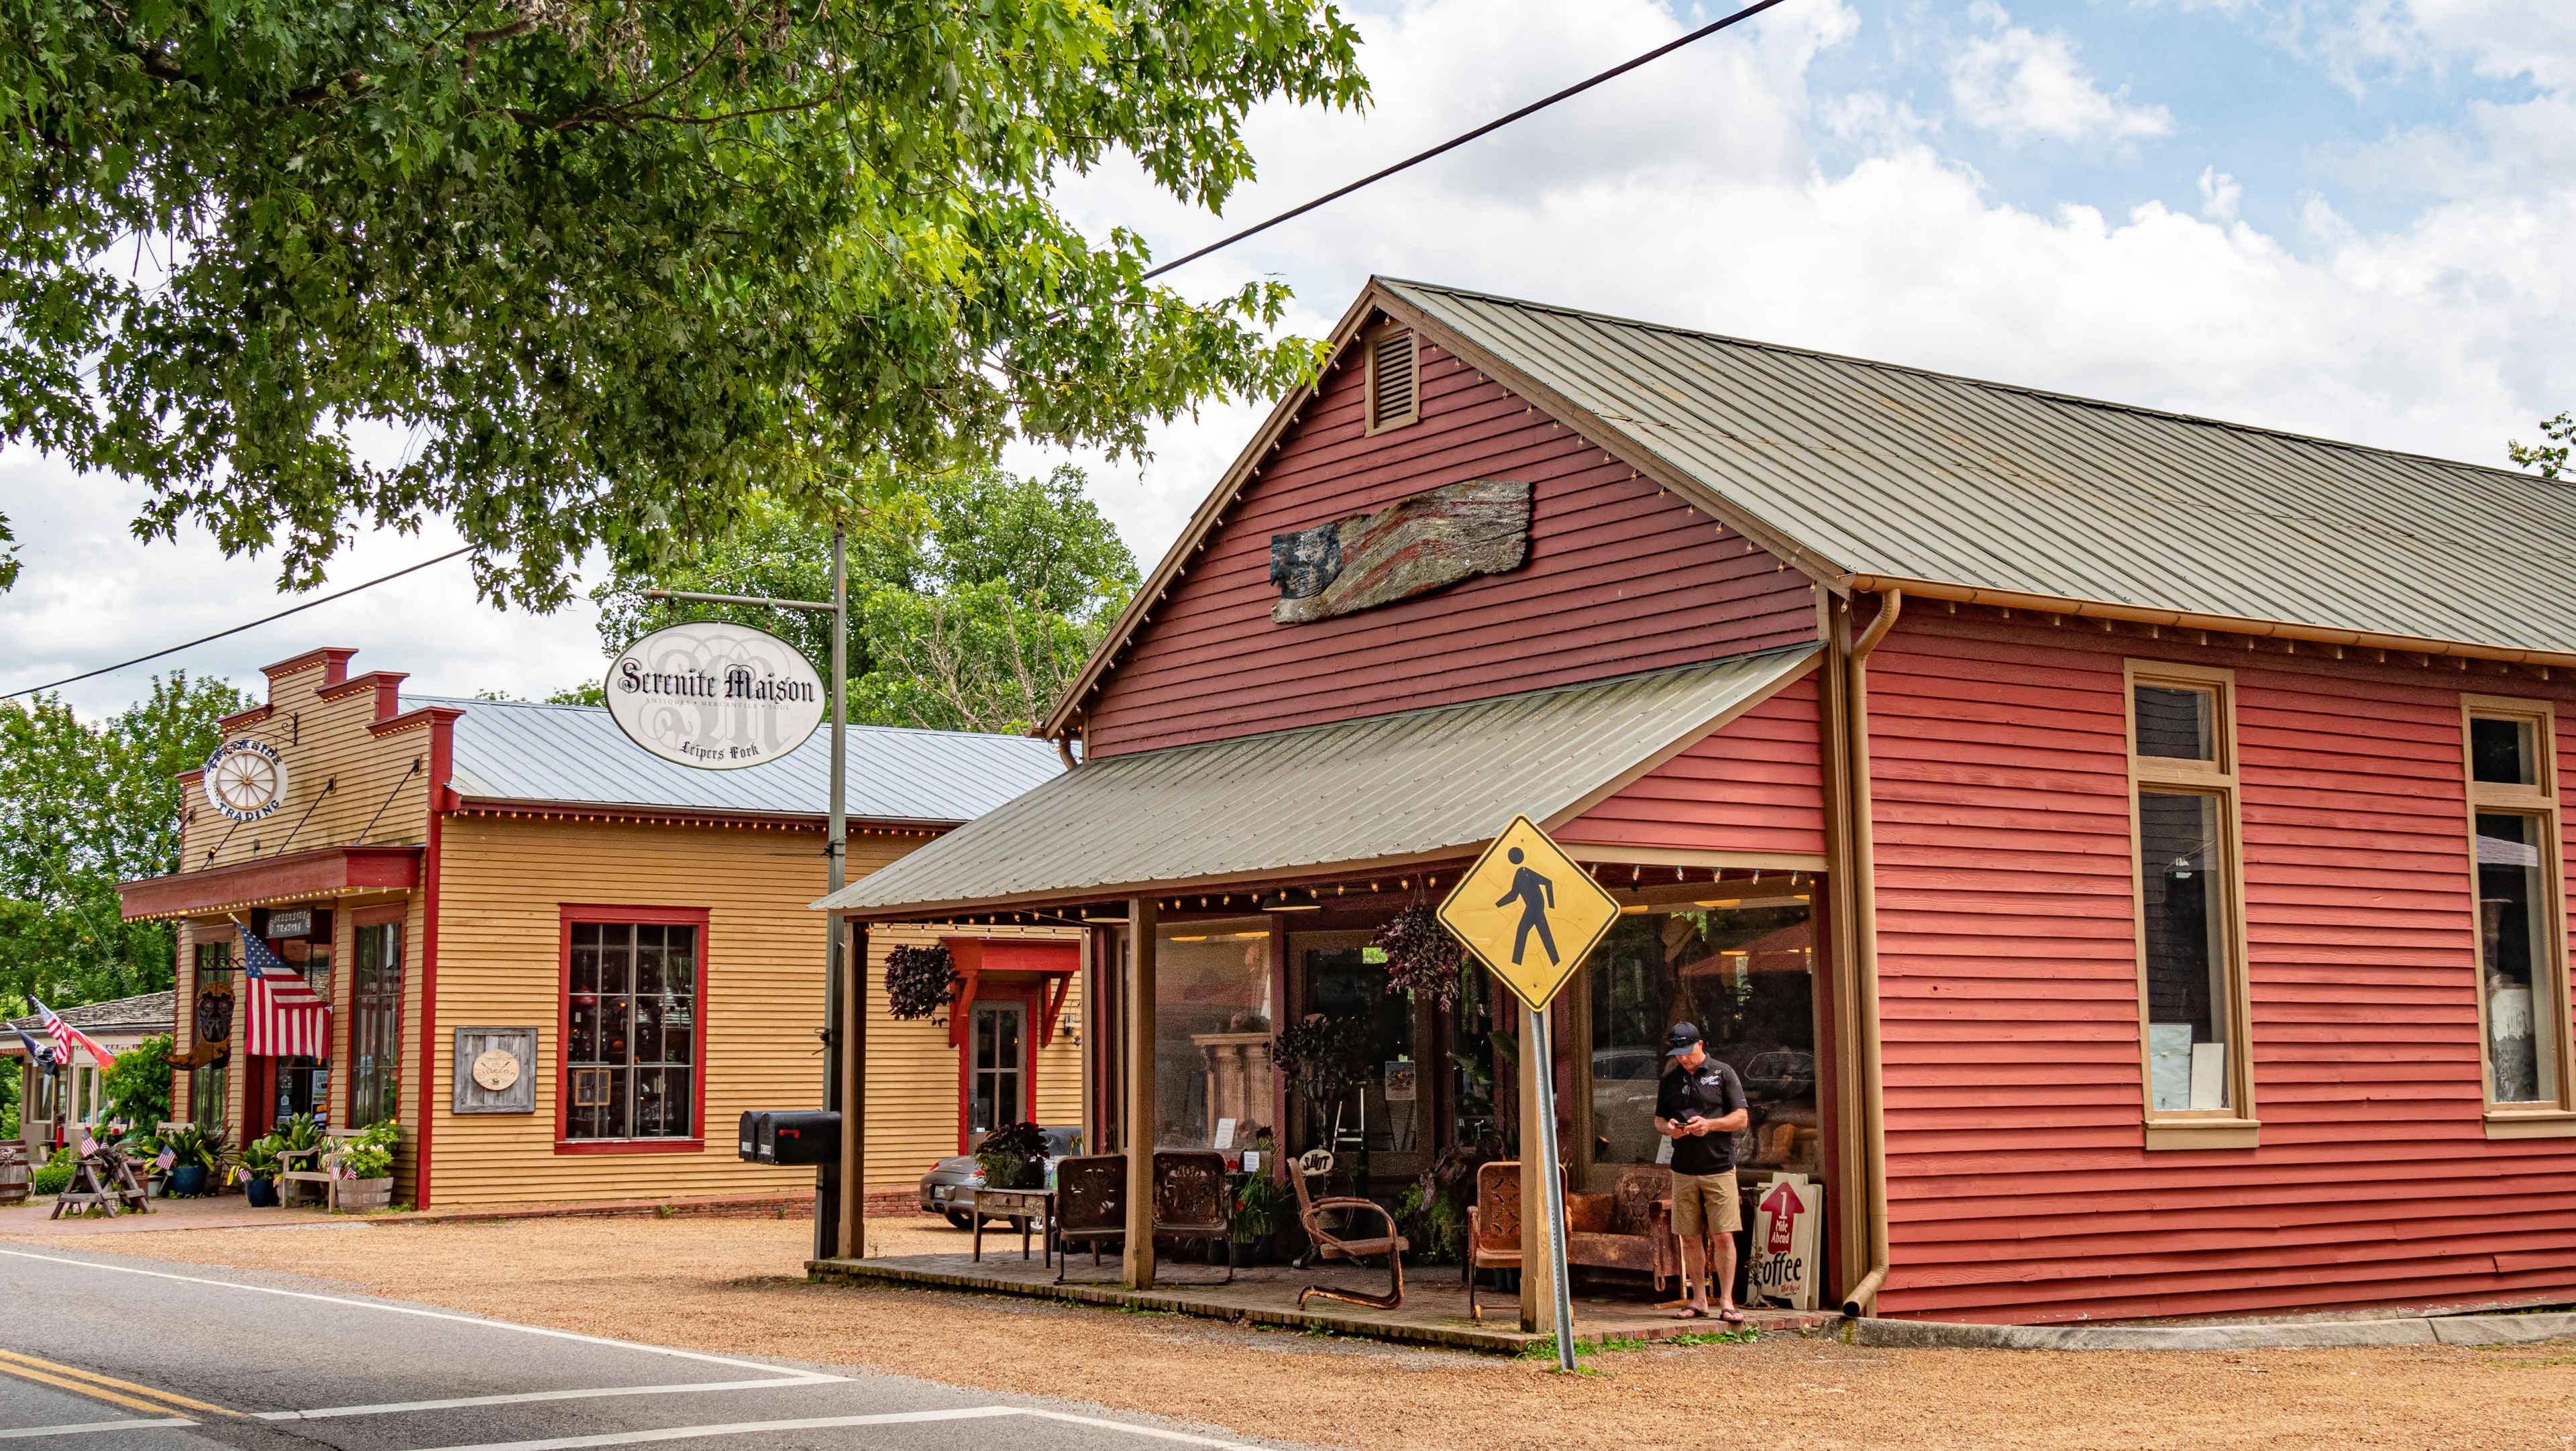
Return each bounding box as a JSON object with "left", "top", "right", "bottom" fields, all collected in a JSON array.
[{"left": 742, "top": 1109, "right": 840, "bottom": 1166}]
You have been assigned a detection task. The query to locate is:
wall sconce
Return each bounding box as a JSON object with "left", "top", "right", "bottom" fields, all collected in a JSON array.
[{"left": 1059, "top": 1013, "right": 1081, "bottom": 1045}]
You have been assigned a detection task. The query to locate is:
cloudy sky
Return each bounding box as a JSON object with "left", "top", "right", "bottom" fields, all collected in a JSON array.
[{"left": 7, "top": 0, "right": 2574, "bottom": 718}]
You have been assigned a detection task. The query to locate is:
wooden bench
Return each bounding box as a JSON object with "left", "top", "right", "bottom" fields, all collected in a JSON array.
[{"left": 277, "top": 1130, "right": 360, "bottom": 1210}]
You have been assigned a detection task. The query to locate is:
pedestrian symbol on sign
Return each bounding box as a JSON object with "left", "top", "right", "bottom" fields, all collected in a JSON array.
[{"left": 1436, "top": 816, "right": 1619, "bottom": 1011}]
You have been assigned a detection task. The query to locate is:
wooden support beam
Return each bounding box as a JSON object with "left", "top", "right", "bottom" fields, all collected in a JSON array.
[
  {"left": 839, "top": 920, "right": 866, "bottom": 1260},
  {"left": 1124, "top": 896, "right": 1158, "bottom": 1289}
]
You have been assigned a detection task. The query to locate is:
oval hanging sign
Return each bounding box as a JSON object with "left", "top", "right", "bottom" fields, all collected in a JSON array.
[{"left": 604, "top": 622, "right": 826, "bottom": 771}]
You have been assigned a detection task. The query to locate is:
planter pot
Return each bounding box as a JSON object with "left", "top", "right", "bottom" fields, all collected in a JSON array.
[
  {"left": 167, "top": 1165, "right": 209, "bottom": 1198},
  {"left": 244, "top": 1177, "right": 279, "bottom": 1208},
  {"left": 335, "top": 1177, "right": 393, "bottom": 1214}
]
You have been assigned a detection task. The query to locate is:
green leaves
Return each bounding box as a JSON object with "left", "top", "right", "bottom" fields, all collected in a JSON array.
[
  {"left": 593, "top": 463, "right": 1137, "bottom": 734},
  {"left": 0, "top": 673, "right": 247, "bottom": 1010},
  {"left": 2510, "top": 411, "right": 2575, "bottom": 480},
  {"left": 0, "top": 0, "right": 1366, "bottom": 603}
]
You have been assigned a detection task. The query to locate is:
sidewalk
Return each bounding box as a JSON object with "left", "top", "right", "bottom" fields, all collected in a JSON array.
[{"left": 1, "top": 1187, "right": 819, "bottom": 1237}]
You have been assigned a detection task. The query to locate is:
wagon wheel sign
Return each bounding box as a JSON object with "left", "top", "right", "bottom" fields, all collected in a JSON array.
[{"left": 203, "top": 739, "right": 288, "bottom": 822}]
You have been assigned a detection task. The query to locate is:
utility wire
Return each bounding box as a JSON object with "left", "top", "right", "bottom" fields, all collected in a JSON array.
[
  {"left": 1142, "top": 0, "right": 1794, "bottom": 280},
  {"left": 9, "top": 2, "right": 1790, "bottom": 700},
  {"left": 1, "top": 547, "right": 472, "bottom": 701}
]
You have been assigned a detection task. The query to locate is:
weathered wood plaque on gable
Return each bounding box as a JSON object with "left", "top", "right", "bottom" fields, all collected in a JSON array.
[{"left": 1268, "top": 480, "right": 1530, "bottom": 624}]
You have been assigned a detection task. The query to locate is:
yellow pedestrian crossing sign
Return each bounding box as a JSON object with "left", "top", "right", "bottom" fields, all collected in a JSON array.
[{"left": 1438, "top": 816, "right": 1621, "bottom": 1010}]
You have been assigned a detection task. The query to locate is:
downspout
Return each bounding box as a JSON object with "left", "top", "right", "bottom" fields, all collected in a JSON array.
[
  {"left": 1054, "top": 716, "right": 1083, "bottom": 771},
  {"left": 1839, "top": 590, "right": 1900, "bottom": 1318}
]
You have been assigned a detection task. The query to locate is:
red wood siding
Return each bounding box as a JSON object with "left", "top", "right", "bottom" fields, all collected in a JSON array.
[
  {"left": 1868, "top": 611, "right": 2576, "bottom": 1323},
  {"left": 1081, "top": 339, "right": 1819, "bottom": 756},
  {"left": 1558, "top": 671, "right": 1827, "bottom": 859}
]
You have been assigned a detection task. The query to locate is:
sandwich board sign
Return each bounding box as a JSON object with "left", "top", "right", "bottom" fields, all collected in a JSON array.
[
  {"left": 1436, "top": 815, "right": 1621, "bottom": 1011},
  {"left": 1437, "top": 815, "right": 1621, "bottom": 1369},
  {"left": 1749, "top": 1174, "right": 1823, "bottom": 1311}
]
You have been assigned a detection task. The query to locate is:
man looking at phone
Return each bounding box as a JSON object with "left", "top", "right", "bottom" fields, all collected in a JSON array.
[{"left": 1654, "top": 1021, "right": 1750, "bottom": 1322}]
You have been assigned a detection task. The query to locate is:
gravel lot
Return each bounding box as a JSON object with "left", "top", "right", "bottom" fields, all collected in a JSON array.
[{"left": 10, "top": 1211, "right": 2572, "bottom": 1451}]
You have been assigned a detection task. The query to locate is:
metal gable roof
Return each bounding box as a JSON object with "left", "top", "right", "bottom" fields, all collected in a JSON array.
[
  {"left": 425, "top": 697, "right": 1062, "bottom": 825},
  {"left": 818, "top": 645, "right": 1819, "bottom": 918},
  {"left": 1377, "top": 277, "right": 2576, "bottom": 661}
]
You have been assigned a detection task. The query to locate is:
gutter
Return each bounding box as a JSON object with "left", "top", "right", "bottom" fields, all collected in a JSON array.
[
  {"left": 1845, "top": 575, "right": 2571, "bottom": 674},
  {"left": 1839, "top": 589, "right": 1900, "bottom": 1320}
]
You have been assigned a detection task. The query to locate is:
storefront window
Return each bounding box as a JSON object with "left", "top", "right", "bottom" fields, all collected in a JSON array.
[
  {"left": 566, "top": 921, "right": 698, "bottom": 1140},
  {"left": 350, "top": 922, "right": 404, "bottom": 1129},
  {"left": 1450, "top": 960, "right": 1505, "bottom": 1155},
  {"left": 1589, "top": 903, "right": 1819, "bottom": 1177},
  {"left": 2127, "top": 661, "right": 2251, "bottom": 1127},
  {"left": 1155, "top": 922, "right": 1275, "bottom": 1150},
  {"left": 193, "top": 940, "right": 232, "bottom": 1132},
  {"left": 1297, "top": 934, "right": 1417, "bottom": 1163}
]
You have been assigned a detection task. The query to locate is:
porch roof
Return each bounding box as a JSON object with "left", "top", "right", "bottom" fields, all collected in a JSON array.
[{"left": 818, "top": 645, "right": 1819, "bottom": 919}]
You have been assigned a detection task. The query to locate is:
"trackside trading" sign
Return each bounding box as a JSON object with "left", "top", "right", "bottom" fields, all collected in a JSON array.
[{"left": 604, "top": 622, "right": 826, "bottom": 771}]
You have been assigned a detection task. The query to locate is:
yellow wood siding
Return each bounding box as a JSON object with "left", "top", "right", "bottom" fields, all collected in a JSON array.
[
  {"left": 184, "top": 665, "right": 433, "bottom": 873},
  {"left": 861, "top": 926, "right": 1084, "bottom": 1186}
]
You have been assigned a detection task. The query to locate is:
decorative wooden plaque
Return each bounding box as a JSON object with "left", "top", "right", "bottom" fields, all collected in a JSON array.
[
  {"left": 1269, "top": 479, "right": 1530, "bottom": 623},
  {"left": 451, "top": 1026, "right": 538, "bottom": 1114}
]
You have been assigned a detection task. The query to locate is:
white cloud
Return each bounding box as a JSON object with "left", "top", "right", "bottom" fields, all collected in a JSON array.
[
  {"left": 1950, "top": 1, "right": 2177, "bottom": 142},
  {"left": 2197, "top": 164, "right": 2243, "bottom": 221}
]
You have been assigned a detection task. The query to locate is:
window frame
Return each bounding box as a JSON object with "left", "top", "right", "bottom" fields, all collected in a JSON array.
[
  {"left": 2123, "top": 659, "right": 2259, "bottom": 1150},
  {"left": 1360, "top": 322, "right": 1420, "bottom": 435},
  {"left": 2459, "top": 694, "right": 2576, "bottom": 1136},
  {"left": 555, "top": 904, "right": 710, "bottom": 1154},
  {"left": 347, "top": 906, "right": 408, "bottom": 1131}
]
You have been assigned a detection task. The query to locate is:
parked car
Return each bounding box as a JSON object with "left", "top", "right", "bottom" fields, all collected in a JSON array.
[{"left": 917, "top": 1126, "right": 1081, "bottom": 1230}]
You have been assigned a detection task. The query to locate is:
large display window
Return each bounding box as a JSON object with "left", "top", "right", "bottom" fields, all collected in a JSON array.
[
  {"left": 1154, "top": 921, "right": 1275, "bottom": 1150},
  {"left": 1587, "top": 895, "right": 1819, "bottom": 1182}
]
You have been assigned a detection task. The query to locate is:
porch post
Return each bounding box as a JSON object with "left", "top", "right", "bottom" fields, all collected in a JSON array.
[
  {"left": 1123, "top": 896, "right": 1157, "bottom": 1289},
  {"left": 838, "top": 920, "right": 867, "bottom": 1260}
]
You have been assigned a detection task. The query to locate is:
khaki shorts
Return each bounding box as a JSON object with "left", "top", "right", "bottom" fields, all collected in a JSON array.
[{"left": 1670, "top": 1169, "right": 1741, "bottom": 1238}]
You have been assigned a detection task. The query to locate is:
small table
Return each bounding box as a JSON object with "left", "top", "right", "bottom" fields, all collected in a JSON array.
[{"left": 971, "top": 1186, "right": 1056, "bottom": 1266}]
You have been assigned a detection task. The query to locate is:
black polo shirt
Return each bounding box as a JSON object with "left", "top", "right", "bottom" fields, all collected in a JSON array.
[{"left": 1655, "top": 1056, "right": 1748, "bottom": 1176}]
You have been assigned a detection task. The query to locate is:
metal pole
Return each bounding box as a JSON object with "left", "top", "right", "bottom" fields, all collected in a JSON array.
[
  {"left": 814, "top": 527, "right": 850, "bottom": 1260},
  {"left": 1525, "top": 1002, "right": 1577, "bottom": 1371}
]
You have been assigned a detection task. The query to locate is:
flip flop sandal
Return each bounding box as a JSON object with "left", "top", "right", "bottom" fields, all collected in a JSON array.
[
  {"left": 1717, "top": 1308, "right": 1747, "bottom": 1325},
  {"left": 1673, "top": 1307, "right": 1709, "bottom": 1320}
]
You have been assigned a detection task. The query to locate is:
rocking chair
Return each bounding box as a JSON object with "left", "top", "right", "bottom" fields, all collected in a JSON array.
[{"left": 1287, "top": 1154, "right": 1407, "bottom": 1311}]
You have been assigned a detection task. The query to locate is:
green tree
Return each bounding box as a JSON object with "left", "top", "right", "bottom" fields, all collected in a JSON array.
[
  {"left": 0, "top": 674, "right": 248, "bottom": 1010},
  {"left": 0, "top": 0, "right": 1364, "bottom": 604},
  {"left": 595, "top": 464, "right": 1136, "bottom": 733},
  {"left": 100, "top": 1032, "right": 173, "bottom": 1126},
  {"left": 2510, "top": 413, "right": 2575, "bottom": 479}
]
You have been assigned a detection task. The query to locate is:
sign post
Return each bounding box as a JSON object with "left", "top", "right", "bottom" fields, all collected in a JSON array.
[
  {"left": 1437, "top": 814, "right": 1620, "bottom": 1371},
  {"left": 637, "top": 527, "right": 851, "bottom": 1261}
]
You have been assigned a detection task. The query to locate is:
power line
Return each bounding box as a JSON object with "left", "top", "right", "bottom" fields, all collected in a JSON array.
[
  {"left": 1, "top": 547, "right": 473, "bottom": 701},
  {"left": 1143, "top": 0, "right": 1794, "bottom": 280}
]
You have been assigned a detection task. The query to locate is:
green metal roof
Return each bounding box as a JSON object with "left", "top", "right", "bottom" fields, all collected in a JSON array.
[
  {"left": 818, "top": 646, "right": 1819, "bottom": 918},
  {"left": 1380, "top": 278, "right": 2576, "bottom": 659}
]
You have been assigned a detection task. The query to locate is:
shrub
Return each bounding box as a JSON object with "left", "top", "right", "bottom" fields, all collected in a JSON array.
[
  {"left": 100, "top": 1034, "right": 173, "bottom": 1127},
  {"left": 335, "top": 1120, "right": 399, "bottom": 1181}
]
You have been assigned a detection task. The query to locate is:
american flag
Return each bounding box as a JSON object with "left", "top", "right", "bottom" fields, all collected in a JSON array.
[
  {"left": 238, "top": 927, "right": 331, "bottom": 1057},
  {"left": 32, "top": 1000, "right": 113, "bottom": 1069}
]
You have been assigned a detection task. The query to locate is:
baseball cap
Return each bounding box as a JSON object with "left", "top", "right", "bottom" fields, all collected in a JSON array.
[{"left": 1664, "top": 1022, "right": 1703, "bottom": 1057}]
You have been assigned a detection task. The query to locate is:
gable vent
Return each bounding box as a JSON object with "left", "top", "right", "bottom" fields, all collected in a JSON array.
[{"left": 1364, "top": 327, "right": 1419, "bottom": 434}]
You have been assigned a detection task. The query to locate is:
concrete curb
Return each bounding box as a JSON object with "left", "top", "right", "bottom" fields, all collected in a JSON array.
[{"left": 1852, "top": 1311, "right": 2576, "bottom": 1352}]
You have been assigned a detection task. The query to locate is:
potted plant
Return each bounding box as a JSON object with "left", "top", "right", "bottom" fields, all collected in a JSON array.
[
  {"left": 973, "top": 1121, "right": 1048, "bottom": 1190},
  {"left": 332, "top": 1121, "right": 399, "bottom": 1213},
  {"left": 1232, "top": 1170, "right": 1290, "bottom": 1267},
  {"left": 239, "top": 1134, "right": 284, "bottom": 1207},
  {"left": 160, "top": 1126, "right": 226, "bottom": 1197}
]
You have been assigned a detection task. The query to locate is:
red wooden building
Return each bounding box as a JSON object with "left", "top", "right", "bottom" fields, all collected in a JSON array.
[{"left": 822, "top": 278, "right": 2576, "bottom": 1326}]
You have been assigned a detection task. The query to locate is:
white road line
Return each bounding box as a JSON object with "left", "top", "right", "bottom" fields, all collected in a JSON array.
[
  {"left": 0, "top": 1248, "right": 826, "bottom": 1378},
  {"left": 400, "top": 1406, "right": 1267, "bottom": 1451},
  {"left": 0, "top": 1417, "right": 196, "bottom": 1439},
  {"left": 253, "top": 1376, "right": 843, "bottom": 1421}
]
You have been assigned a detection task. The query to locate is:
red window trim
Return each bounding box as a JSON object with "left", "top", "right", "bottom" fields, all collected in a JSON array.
[{"left": 555, "top": 904, "right": 710, "bottom": 1155}]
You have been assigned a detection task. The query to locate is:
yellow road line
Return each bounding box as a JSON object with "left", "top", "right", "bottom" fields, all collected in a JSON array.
[
  {"left": 0, "top": 1360, "right": 178, "bottom": 1416},
  {"left": 0, "top": 1350, "right": 233, "bottom": 1415}
]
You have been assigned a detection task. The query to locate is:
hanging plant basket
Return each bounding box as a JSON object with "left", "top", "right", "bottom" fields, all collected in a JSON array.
[
  {"left": 1373, "top": 904, "right": 1466, "bottom": 1010},
  {"left": 886, "top": 943, "right": 963, "bottom": 1020}
]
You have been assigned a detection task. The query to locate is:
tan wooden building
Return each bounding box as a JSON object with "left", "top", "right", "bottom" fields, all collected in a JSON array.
[{"left": 115, "top": 647, "right": 1075, "bottom": 1209}]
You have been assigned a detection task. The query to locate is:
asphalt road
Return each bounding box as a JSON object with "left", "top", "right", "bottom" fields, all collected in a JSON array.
[{"left": 0, "top": 1244, "right": 1281, "bottom": 1451}]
